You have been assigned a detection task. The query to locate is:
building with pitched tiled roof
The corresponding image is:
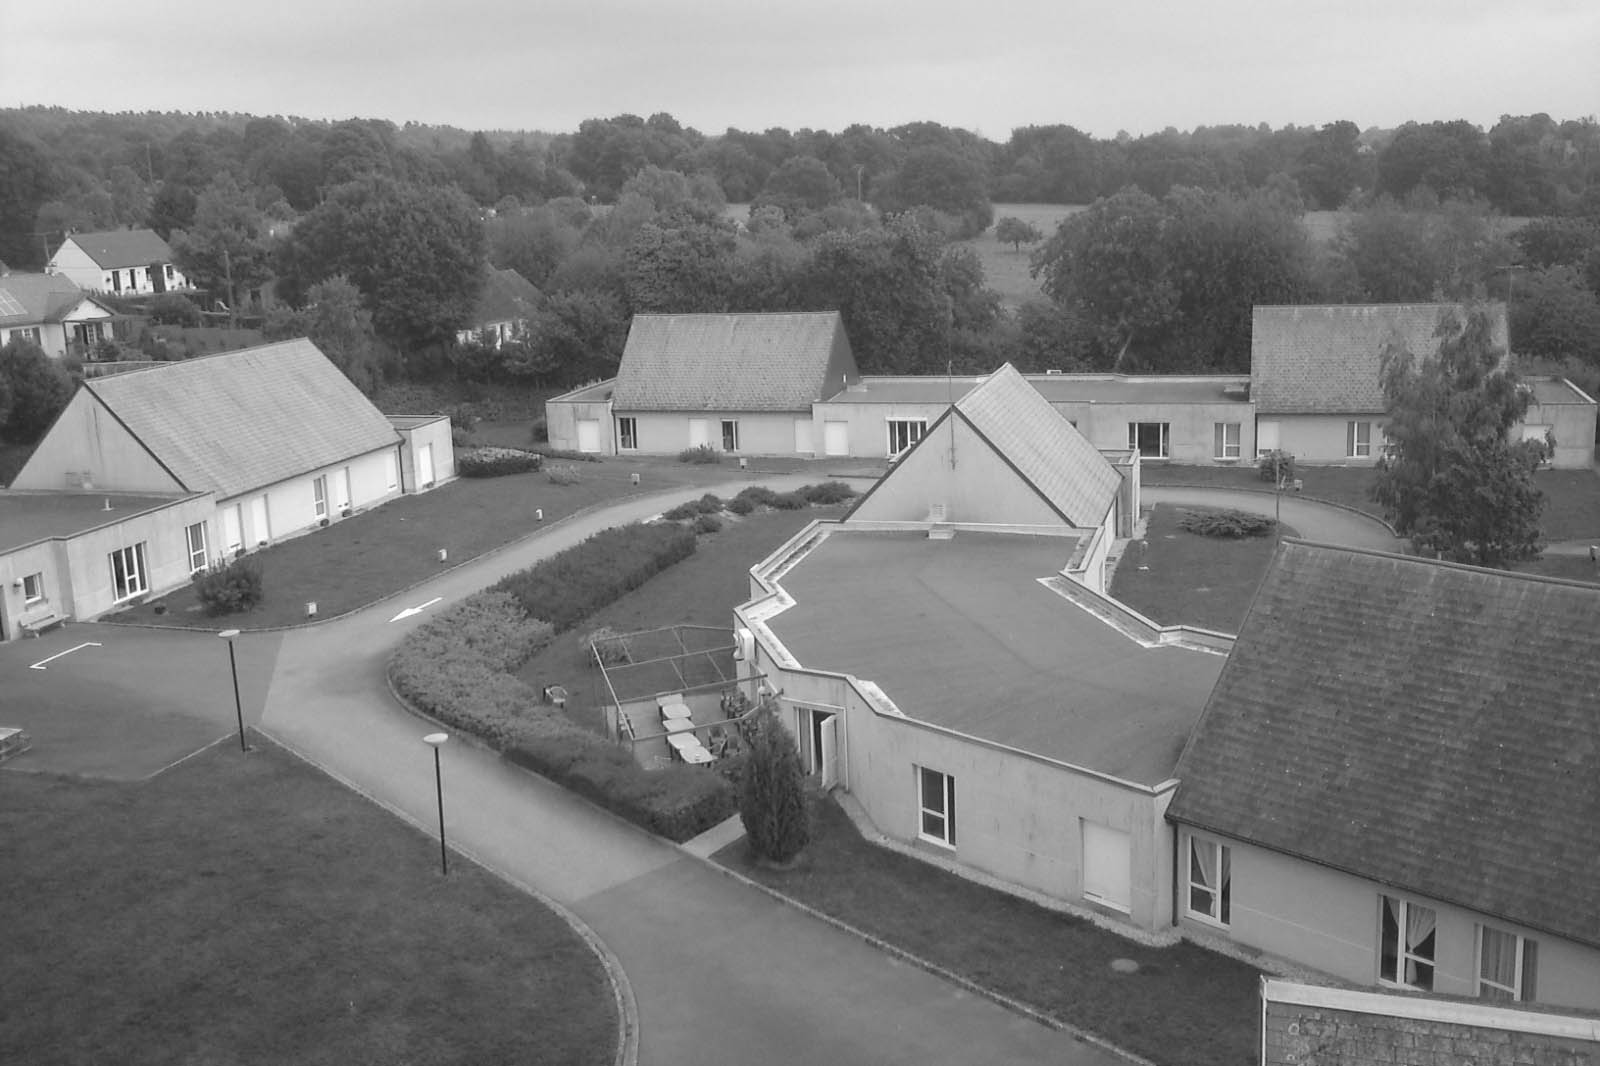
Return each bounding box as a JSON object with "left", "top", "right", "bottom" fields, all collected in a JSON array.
[
  {"left": 1167, "top": 539, "right": 1600, "bottom": 1008},
  {"left": 0, "top": 272, "right": 120, "bottom": 358},
  {"left": 1, "top": 340, "right": 452, "bottom": 640},
  {"left": 455, "top": 267, "right": 540, "bottom": 349},
  {"left": 47, "top": 228, "right": 192, "bottom": 296}
]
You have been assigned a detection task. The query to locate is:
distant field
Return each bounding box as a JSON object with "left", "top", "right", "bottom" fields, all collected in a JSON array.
[
  {"left": 1302, "top": 209, "right": 1532, "bottom": 247},
  {"left": 973, "top": 203, "right": 1088, "bottom": 308}
]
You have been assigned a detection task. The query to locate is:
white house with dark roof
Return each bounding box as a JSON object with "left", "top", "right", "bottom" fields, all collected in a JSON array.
[
  {"left": 1, "top": 340, "right": 441, "bottom": 636},
  {"left": 455, "top": 267, "right": 540, "bottom": 349},
  {"left": 731, "top": 365, "right": 1229, "bottom": 934},
  {"left": 1167, "top": 540, "right": 1600, "bottom": 1008},
  {"left": 48, "top": 229, "right": 191, "bottom": 297},
  {"left": 0, "top": 272, "right": 119, "bottom": 358}
]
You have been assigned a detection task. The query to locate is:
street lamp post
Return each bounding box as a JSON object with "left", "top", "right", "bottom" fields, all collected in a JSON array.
[
  {"left": 422, "top": 732, "right": 449, "bottom": 875},
  {"left": 217, "top": 629, "right": 249, "bottom": 752}
]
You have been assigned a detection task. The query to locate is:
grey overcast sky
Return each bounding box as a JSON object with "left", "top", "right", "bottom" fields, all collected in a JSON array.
[{"left": 3, "top": 0, "right": 1596, "bottom": 137}]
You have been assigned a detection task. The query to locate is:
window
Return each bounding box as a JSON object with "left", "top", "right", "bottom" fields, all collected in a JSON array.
[
  {"left": 10, "top": 326, "right": 41, "bottom": 346},
  {"left": 1347, "top": 420, "right": 1373, "bottom": 458},
  {"left": 618, "top": 417, "right": 638, "bottom": 451},
  {"left": 1478, "top": 926, "right": 1537, "bottom": 1001},
  {"left": 1379, "top": 896, "right": 1436, "bottom": 990},
  {"left": 721, "top": 419, "right": 740, "bottom": 453},
  {"left": 886, "top": 419, "right": 927, "bottom": 458},
  {"left": 185, "top": 522, "right": 208, "bottom": 575},
  {"left": 1186, "top": 836, "right": 1231, "bottom": 925},
  {"left": 917, "top": 767, "right": 956, "bottom": 847},
  {"left": 1128, "top": 422, "right": 1170, "bottom": 458},
  {"left": 22, "top": 572, "right": 44, "bottom": 605},
  {"left": 164, "top": 264, "right": 175, "bottom": 280},
  {"left": 74, "top": 322, "right": 105, "bottom": 346},
  {"left": 312, "top": 475, "right": 328, "bottom": 519},
  {"left": 110, "top": 543, "right": 148, "bottom": 601},
  {"left": 1213, "top": 422, "right": 1241, "bottom": 460}
]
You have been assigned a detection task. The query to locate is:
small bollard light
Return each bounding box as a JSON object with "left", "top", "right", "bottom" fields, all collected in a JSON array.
[
  {"left": 536, "top": 508, "right": 544, "bottom": 521},
  {"left": 630, "top": 473, "right": 640, "bottom": 486},
  {"left": 437, "top": 548, "right": 448, "bottom": 563},
  {"left": 304, "top": 601, "right": 317, "bottom": 618},
  {"left": 738, "top": 457, "right": 748, "bottom": 469}
]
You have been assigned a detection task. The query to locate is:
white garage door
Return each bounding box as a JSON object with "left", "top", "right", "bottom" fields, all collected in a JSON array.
[
  {"left": 248, "top": 495, "right": 270, "bottom": 547},
  {"left": 1256, "top": 420, "right": 1280, "bottom": 458},
  {"left": 1082, "top": 821, "right": 1131, "bottom": 912},
  {"left": 576, "top": 419, "right": 601, "bottom": 453},
  {"left": 417, "top": 442, "right": 436, "bottom": 486},
  {"left": 794, "top": 419, "right": 813, "bottom": 455},
  {"left": 823, "top": 420, "right": 849, "bottom": 457}
]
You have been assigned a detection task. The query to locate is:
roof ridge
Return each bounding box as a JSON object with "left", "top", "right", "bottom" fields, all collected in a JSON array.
[{"left": 1281, "top": 537, "right": 1600, "bottom": 591}]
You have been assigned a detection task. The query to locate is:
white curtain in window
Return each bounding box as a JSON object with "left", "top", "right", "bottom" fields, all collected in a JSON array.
[
  {"left": 1189, "top": 839, "right": 1214, "bottom": 914},
  {"left": 1480, "top": 927, "right": 1517, "bottom": 996},
  {"left": 1405, "top": 903, "right": 1437, "bottom": 983}
]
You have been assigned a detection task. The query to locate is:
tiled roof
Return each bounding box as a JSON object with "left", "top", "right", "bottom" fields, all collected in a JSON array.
[
  {"left": 1168, "top": 540, "right": 1600, "bottom": 947},
  {"left": 470, "top": 268, "right": 539, "bottom": 327},
  {"left": 86, "top": 339, "right": 400, "bottom": 500},
  {"left": 0, "top": 272, "right": 92, "bottom": 327},
  {"left": 58, "top": 229, "right": 176, "bottom": 269},
  {"left": 1251, "top": 303, "right": 1508, "bottom": 415},
  {"left": 612, "top": 312, "right": 855, "bottom": 411},
  {"left": 954, "top": 363, "right": 1123, "bottom": 527}
]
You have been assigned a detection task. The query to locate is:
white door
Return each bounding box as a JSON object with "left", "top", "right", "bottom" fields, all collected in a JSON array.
[
  {"left": 576, "top": 419, "right": 601, "bottom": 453},
  {"left": 333, "top": 467, "right": 351, "bottom": 512},
  {"left": 824, "top": 420, "right": 849, "bottom": 456},
  {"left": 1082, "top": 822, "right": 1131, "bottom": 912},
  {"left": 794, "top": 419, "right": 813, "bottom": 455},
  {"left": 417, "top": 443, "right": 436, "bottom": 486},
  {"left": 817, "top": 714, "right": 838, "bottom": 789},
  {"left": 1256, "top": 419, "right": 1280, "bottom": 457},
  {"left": 688, "top": 418, "right": 710, "bottom": 448},
  {"left": 248, "top": 496, "right": 270, "bottom": 546},
  {"left": 222, "top": 504, "right": 243, "bottom": 555}
]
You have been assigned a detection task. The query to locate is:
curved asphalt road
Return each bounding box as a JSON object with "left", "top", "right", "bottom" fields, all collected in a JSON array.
[
  {"left": 1141, "top": 486, "right": 1402, "bottom": 551},
  {"left": 252, "top": 481, "right": 1399, "bottom": 1066},
  {"left": 255, "top": 477, "right": 1128, "bottom": 1066}
]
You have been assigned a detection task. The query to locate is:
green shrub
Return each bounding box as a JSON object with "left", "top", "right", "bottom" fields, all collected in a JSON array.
[
  {"left": 695, "top": 493, "right": 724, "bottom": 514},
  {"left": 1258, "top": 450, "right": 1296, "bottom": 484},
  {"left": 769, "top": 491, "right": 809, "bottom": 510},
  {"left": 148, "top": 293, "right": 202, "bottom": 327},
  {"left": 800, "top": 481, "right": 856, "bottom": 505},
  {"left": 739, "top": 702, "right": 810, "bottom": 862},
  {"left": 1177, "top": 507, "right": 1278, "bottom": 538},
  {"left": 530, "top": 445, "right": 601, "bottom": 463},
  {"left": 493, "top": 522, "right": 697, "bottom": 632},
  {"left": 678, "top": 444, "right": 721, "bottom": 464},
  {"left": 458, "top": 446, "right": 542, "bottom": 477},
  {"left": 734, "top": 486, "right": 780, "bottom": 507},
  {"left": 582, "top": 625, "right": 631, "bottom": 668},
  {"left": 451, "top": 425, "right": 474, "bottom": 448},
  {"left": 546, "top": 462, "right": 582, "bottom": 485},
  {"left": 726, "top": 496, "right": 755, "bottom": 515},
  {"left": 694, "top": 513, "right": 723, "bottom": 534},
  {"left": 529, "top": 416, "right": 549, "bottom": 444},
  {"left": 662, "top": 502, "right": 700, "bottom": 521},
  {"left": 192, "top": 556, "right": 264, "bottom": 616}
]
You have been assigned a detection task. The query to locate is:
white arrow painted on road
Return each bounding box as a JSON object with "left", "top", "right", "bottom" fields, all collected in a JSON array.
[
  {"left": 29, "top": 642, "right": 102, "bottom": 670},
  {"left": 389, "top": 597, "right": 442, "bottom": 623}
]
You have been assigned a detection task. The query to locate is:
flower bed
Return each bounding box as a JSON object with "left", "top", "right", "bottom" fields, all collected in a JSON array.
[{"left": 457, "top": 446, "right": 543, "bottom": 478}]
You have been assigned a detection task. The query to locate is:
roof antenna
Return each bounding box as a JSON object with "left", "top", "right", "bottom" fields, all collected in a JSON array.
[{"left": 947, "top": 358, "right": 957, "bottom": 469}]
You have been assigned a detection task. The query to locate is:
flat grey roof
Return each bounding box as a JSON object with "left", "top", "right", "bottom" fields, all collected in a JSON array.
[
  {"left": 767, "top": 529, "right": 1223, "bottom": 785},
  {"left": 824, "top": 375, "right": 1251, "bottom": 406},
  {"left": 1529, "top": 377, "right": 1595, "bottom": 405},
  {"left": 0, "top": 492, "right": 198, "bottom": 554},
  {"left": 386, "top": 414, "right": 449, "bottom": 429}
]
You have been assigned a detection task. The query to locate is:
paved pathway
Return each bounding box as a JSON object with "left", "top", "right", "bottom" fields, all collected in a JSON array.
[
  {"left": 256, "top": 477, "right": 1130, "bottom": 1066},
  {"left": 1141, "top": 486, "right": 1402, "bottom": 551}
]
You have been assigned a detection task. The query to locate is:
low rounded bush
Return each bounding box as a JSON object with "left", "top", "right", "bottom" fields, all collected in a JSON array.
[
  {"left": 451, "top": 425, "right": 474, "bottom": 448},
  {"left": 726, "top": 496, "right": 755, "bottom": 515},
  {"left": 662, "top": 502, "right": 699, "bottom": 521},
  {"left": 769, "top": 491, "right": 809, "bottom": 510},
  {"left": 529, "top": 417, "right": 549, "bottom": 444},
  {"left": 148, "top": 293, "right": 202, "bottom": 327},
  {"left": 695, "top": 493, "right": 723, "bottom": 514},
  {"left": 801, "top": 481, "right": 856, "bottom": 505},
  {"left": 678, "top": 444, "right": 721, "bottom": 464},
  {"left": 735, "top": 486, "right": 780, "bottom": 507},
  {"left": 582, "top": 625, "right": 631, "bottom": 668},
  {"left": 694, "top": 513, "right": 723, "bottom": 534},
  {"left": 546, "top": 463, "right": 582, "bottom": 485},
  {"left": 192, "top": 556, "right": 264, "bottom": 616},
  {"left": 1178, "top": 507, "right": 1277, "bottom": 538},
  {"left": 458, "top": 446, "right": 542, "bottom": 478}
]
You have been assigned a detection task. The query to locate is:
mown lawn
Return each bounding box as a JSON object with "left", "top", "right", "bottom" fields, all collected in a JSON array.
[
  {"left": 718, "top": 797, "right": 1262, "bottom": 1066},
  {"left": 0, "top": 743, "right": 617, "bottom": 1066},
  {"left": 1110, "top": 503, "right": 1294, "bottom": 634},
  {"left": 963, "top": 203, "right": 1088, "bottom": 308}
]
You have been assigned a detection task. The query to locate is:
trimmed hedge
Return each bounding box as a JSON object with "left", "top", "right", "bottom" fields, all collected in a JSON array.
[
  {"left": 458, "top": 447, "right": 543, "bottom": 478},
  {"left": 1177, "top": 507, "right": 1277, "bottom": 538},
  {"left": 801, "top": 481, "right": 856, "bottom": 504},
  {"left": 546, "top": 463, "right": 582, "bottom": 485},
  {"left": 531, "top": 444, "right": 601, "bottom": 463},
  {"left": 493, "top": 522, "right": 696, "bottom": 632}
]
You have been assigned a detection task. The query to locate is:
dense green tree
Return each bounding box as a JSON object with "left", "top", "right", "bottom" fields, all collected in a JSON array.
[
  {"left": 170, "top": 173, "right": 274, "bottom": 313},
  {"left": 0, "top": 124, "right": 58, "bottom": 268},
  {"left": 277, "top": 177, "right": 486, "bottom": 355},
  {"left": 146, "top": 181, "right": 199, "bottom": 239},
  {"left": 1373, "top": 308, "right": 1546, "bottom": 567},
  {"left": 1333, "top": 194, "right": 1514, "bottom": 303},
  {"left": 519, "top": 289, "right": 629, "bottom": 383},
  {"left": 0, "top": 339, "right": 74, "bottom": 444},
  {"left": 1376, "top": 120, "right": 1491, "bottom": 201},
  {"left": 107, "top": 164, "right": 152, "bottom": 226},
  {"left": 1509, "top": 266, "right": 1600, "bottom": 365},
  {"left": 263, "top": 276, "right": 387, "bottom": 393},
  {"left": 622, "top": 217, "right": 738, "bottom": 313},
  {"left": 738, "top": 699, "right": 810, "bottom": 864},
  {"left": 1293, "top": 120, "right": 1368, "bottom": 209},
  {"left": 802, "top": 216, "right": 951, "bottom": 373},
  {"left": 487, "top": 205, "right": 583, "bottom": 288},
  {"left": 1513, "top": 216, "right": 1600, "bottom": 293},
  {"left": 751, "top": 156, "right": 843, "bottom": 222},
  {"left": 873, "top": 146, "right": 992, "bottom": 237},
  {"left": 994, "top": 216, "right": 1043, "bottom": 251}
]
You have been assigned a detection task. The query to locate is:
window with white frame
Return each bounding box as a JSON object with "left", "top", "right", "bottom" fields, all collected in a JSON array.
[
  {"left": 721, "top": 419, "right": 740, "bottom": 452},
  {"left": 22, "top": 572, "right": 44, "bottom": 605},
  {"left": 110, "top": 543, "right": 148, "bottom": 601},
  {"left": 185, "top": 522, "right": 208, "bottom": 575},
  {"left": 1347, "top": 420, "right": 1373, "bottom": 458},
  {"left": 312, "top": 475, "right": 328, "bottom": 519},
  {"left": 618, "top": 417, "right": 638, "bottom": 451},
  {"left": 917, "top": 766, "right": 956, "bottom": 846},
  {"left": 1185, "top": 835, "right": 1231, "bottom": 925},
  {"left": 1478, "top": 925, "right": 1537, "bottom": 1001},
  {"left": 1128, "top": 421, "right": 1170, "bottom": 458},
  {"left": 1379, "top": 895, "right": 1436, "bottom": 990},
  {"left": 9, "top": 326, "right": 41, "bottom": 345},
  {"left": 887, "top": 419, "right": 927, "bottom": 458},
  {"left": 1213, "top": 422, "right": 1241, "bottom": 460}
]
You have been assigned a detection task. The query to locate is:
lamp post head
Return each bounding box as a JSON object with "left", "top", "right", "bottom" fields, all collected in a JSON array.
[
  {"left": 422, "top": 732, "right": 449, "bottom": 747},
  {"left": 217, "top": 629, "right": 241, "bottom": 640}
]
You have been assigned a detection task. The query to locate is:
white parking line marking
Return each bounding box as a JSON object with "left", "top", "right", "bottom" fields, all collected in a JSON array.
[{"left": 28, "top": 642, "right": 103, "bottom": 670}]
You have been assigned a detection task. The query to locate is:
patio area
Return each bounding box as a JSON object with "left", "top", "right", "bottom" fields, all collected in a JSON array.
[{"left": 591, "top": 625, "right": 763, "bottom": 770}]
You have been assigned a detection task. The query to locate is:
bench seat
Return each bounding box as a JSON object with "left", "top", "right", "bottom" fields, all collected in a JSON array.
[{"left": 19, "top": 612, "right": 67, "bottom": 637}]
